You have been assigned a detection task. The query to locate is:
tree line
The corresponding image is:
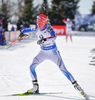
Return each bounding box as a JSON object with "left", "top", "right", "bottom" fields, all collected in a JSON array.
[{"left": 0, "top": 0, "right": 95, "bottom": 25}]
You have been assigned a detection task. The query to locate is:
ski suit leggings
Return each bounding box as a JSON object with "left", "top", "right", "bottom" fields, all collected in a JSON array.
[
  {"left": 66, "top": 28, "right": 72, "bottom": 40},
  {"left": 30, "top": 47, "right": 76, "bottom": 83}
]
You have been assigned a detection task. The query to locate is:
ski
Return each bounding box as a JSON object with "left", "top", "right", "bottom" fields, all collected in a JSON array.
[
  {"left": 9, "top": 92, "right": 63, "bottom": 96},
  {"left": 80, "top": 91, "right": 89, "bottom": 100},
  {"left": 4, "top": 35, "right": 28, "bottom": 51}
]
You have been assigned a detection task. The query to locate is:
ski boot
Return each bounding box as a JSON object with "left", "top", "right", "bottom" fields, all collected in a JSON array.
[
  {"left": 73, "top": 81, "right": 89, "bottom": 100},
  {"left": 27, "top": 81, "right": 39, "bottom": 93},
  {"left": 73, "top": 82, "right": 83, "bottom": 93}
]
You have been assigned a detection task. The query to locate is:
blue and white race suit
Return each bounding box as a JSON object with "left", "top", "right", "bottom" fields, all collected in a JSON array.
[{"left": 22, "top": 24, "right": 76, "bottom": 83}]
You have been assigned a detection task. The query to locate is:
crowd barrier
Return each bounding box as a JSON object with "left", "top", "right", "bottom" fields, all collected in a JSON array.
[
  {"left": 9, "top": 31, "right": 20, "bottom": 42},
  {"left": 4, "top": 31, "right": 37, "bottom": 43}
]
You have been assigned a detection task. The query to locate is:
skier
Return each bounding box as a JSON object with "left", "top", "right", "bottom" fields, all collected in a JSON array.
[
  {"left": 63, "top": 18, "right": 73, "bottom": 42},
  {"left": 19, "top": 14, "right": 84, "bottom": 94}
]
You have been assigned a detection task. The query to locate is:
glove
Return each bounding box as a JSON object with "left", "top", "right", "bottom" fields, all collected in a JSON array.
[
  {"left": 18, "top": 30, "right": 25, "bottom": 41},
  {"left": 37, "top": 38, "right": 46, "bottom": 45},
  {"left": 19, "top": 30, "right": 25, "bottom": 37},
  {"left": 62, "top": 19, "right": 66, "bottom": 23}
]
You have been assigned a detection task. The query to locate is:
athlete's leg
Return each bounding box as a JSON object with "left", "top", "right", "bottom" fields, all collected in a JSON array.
[
  {"left": 28, "top": 50, "right": 47, "bottom": 93},
  {"left": 30, "top": 50, "right": 46, "bottom": 81},
  {"left": 47, "top": 48, "right": 84, "bottom": 95},
  {"left": 70, "top": 33, "right": 72, "bottom": 42},
  {"left": 49, "top": 48, "right": 76, "bottom": 83},
  {"left": 69, "top": 28, "right": 72, "bottom": 42},
  {"left": 66, "top": 34, "right": 69, "bottom": 42}
]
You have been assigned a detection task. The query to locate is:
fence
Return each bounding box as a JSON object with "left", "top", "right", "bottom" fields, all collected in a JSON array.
[{"left": 3, "top": 31, "right": 36, "bottom": 45}]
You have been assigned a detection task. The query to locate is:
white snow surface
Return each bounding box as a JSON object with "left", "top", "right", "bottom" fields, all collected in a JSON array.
[{"left": 0, "top": 36, "right": 95, "bottom": 100}]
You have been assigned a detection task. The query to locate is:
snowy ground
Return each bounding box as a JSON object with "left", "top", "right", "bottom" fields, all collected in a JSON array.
[{"left": 0, "top": 36, "right": 95, "bottom": 100}]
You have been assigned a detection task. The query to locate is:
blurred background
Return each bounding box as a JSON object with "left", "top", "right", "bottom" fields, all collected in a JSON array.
[
  {"left": 0, "top": 0, "right": 95, "bottom": 45},
  {"left": 0, "top": 0, "right": 95, "bottom": 31}
]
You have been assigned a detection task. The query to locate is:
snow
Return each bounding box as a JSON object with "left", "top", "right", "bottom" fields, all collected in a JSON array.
[{"left": 0, "top": 36, "right": 95, "bottom": 100}]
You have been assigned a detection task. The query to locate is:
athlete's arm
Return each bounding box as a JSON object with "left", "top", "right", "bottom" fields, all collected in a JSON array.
[
  {"left": 22, "top": 26, "right": 38, "bottom": 34},
  {"left": 62, "top": 19, "right": 66, "bottom": 23},
  {"left": 46, "top": 26, "right": 56, "bottom": 41}
]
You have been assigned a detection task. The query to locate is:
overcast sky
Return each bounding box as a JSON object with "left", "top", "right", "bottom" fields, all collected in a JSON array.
[{"left": 78, "top": 0, "right": 94, "bottom": 14}]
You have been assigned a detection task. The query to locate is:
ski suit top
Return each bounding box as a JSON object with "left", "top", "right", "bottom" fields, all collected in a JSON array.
[
  {"left": 63, "top": 19, "right": 73, "bottom": 34},
  {"left": 22, "top": 24, "right": 76, "bottom": 83},
  {"left": 22, "top": 24, "right": 56, "bottom": 50},
  {"left": 64, "top": 21, "right": 73, "bottom": 29}
]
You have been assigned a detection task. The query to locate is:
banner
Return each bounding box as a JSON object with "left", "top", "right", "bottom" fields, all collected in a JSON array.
[
  {"left": 75, "top": 14, "right": 95, "bottom": 25},
  {"left": 52, "top": 25, "right": 66, "bottom": 35}
]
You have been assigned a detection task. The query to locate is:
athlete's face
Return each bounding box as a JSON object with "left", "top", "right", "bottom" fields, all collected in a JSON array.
[
  {"left": 37, "top": 22, "right": 46, "bottom": 29},
  {"left": 67, "top": 20, "right": 70, "bottom": 22}
]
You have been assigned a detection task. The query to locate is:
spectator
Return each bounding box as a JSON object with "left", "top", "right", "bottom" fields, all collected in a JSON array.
[
  {"left": 17, "top": 19, "right": 23, "bottom": 30},
  {"left": 23, "top": 21, "right": 29, "bottom": 29},
  {"left": 11, "top": 26, "right": 15, "bottom": 31},
  {"left": 2, "top": 17, "right": 8, "bottom": 31}
]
